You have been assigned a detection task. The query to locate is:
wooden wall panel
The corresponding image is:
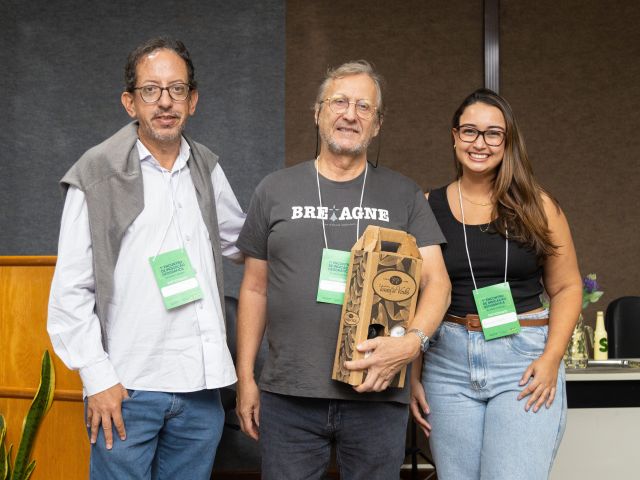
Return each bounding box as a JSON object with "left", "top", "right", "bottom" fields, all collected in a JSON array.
[
  {"left": 501, "top": 0, "right": 640, "bottom": 323},
  {"left": 286, "top": 0, "right": 484, "bottom": 189},
  {"left": 287, "top": 0, "right": 640, "bottom": 326},
  {"left": 0, "top": 257, "right": 88, "bottom": 480}
]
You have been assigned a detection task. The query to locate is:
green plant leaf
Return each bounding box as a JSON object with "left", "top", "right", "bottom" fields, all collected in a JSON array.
[
  {"left": 12, "top": 351, "right": 56, "bottom": 480},
  {"left": 22, "top": 461, "right": 36, "bottom": 480},
  {"left": 589, "top": 291, "right": 604, "bottom": 303},
  {"left": 5, "top": 445, "right": 13, "bottom": 480},
  {"left": 0, "top": 414, "right": 6, "bottom": 452},
  {"left": 0, "top": 450, "right": 6, "bottom": 480},
  {"left": 0, "top": 415, "right": 8, "bottom": 480}
]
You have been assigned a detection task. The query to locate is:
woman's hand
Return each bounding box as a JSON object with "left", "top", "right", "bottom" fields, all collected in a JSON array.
[
  {"left": 517, "top": 353, "right": 561, "bottom": 412},
  {"left": 409, "top": 363, "right": 432, "bottom": 437}
]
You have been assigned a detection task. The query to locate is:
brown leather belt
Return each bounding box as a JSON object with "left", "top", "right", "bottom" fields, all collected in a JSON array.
[{"left": 445, "top": 313, "right": 549, "bottom": 332}]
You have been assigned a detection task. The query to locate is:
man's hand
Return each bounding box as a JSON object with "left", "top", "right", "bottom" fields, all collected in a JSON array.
[
  {"left": 86, "top": 383, "right": 129, "bottom": 449},
  {"left": 236, "top": 378, "right": 261, "bottom": 440},
  {"left": 344, "top": 334, "right": 421, "bottom": 393}
]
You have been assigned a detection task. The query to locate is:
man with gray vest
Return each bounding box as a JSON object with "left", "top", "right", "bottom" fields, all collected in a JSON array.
[{"left": 47, "top": 37, "right": 244, "bottom": 479}]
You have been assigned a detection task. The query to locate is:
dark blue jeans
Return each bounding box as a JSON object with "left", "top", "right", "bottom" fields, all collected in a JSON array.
[
  {"left": 259, "top": 391, "right": 409, "bottom": 480},
  {"left": 86, "top": 389, "right": 224, "bottom": 480}
]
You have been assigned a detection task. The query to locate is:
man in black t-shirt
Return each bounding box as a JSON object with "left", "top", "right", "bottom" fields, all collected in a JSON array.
[{"left": 236, "top": 60, "right": 451, "bottom": 479}]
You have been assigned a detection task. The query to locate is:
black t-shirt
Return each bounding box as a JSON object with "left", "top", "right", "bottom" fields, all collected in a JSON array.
[
  {"left": 428, "top": 185, "right": 543, "bottom": 317},
  {"left": 238, "top": 160, "right": 446, "bottom": 403}
]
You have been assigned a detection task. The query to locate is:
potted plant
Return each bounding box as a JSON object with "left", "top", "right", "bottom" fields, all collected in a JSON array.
[
  {"left": 564, "top": 274, "right": 604, "bottom": 368},
  {"left": 1, "top": 350, "right": 55, "bottom": 480}
]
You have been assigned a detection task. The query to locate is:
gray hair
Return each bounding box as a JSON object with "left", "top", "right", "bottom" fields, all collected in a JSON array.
[{"left": 315, "top": 60, "right": 384, "bottom": 118}]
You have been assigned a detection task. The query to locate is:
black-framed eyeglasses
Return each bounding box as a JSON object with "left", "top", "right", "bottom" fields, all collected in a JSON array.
[
  {"left": 133, "top": 83, "right": 192, "bottom": 103},
  {"left": 321, "top": 95, "right": 377, "bottom": 119},
  {"left": 455, "top": 125, "right": 506, "bottom": 147}
]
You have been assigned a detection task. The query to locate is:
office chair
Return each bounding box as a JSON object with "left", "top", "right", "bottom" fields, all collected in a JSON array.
[
  {"left": 604, "top": 296, "right": 640, "bottom": 358},
  {"left": 220, "top": 296, "right": 240, "bottom": 429}
]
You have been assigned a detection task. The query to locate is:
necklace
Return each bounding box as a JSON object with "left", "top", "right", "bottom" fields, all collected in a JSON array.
[
  {"left": 458, "top": 180, "right": 493, "bottom": 231},
  {"left": 461, "top": 194, "right": 492, "bottom": 206},
  {"left": 458, "top": 180, "right": 493, "bottom": 206},
  {"left": 457, "top": 180, "right": 509, "bottom": 290}
]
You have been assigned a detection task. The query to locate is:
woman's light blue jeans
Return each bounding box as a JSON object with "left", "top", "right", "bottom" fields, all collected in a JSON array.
[
  {"left": 86, "top": 389, "right": 224, "bottom": 480},
  {"left": 422, "top": 321, "right": 566, "bottom": 480}
]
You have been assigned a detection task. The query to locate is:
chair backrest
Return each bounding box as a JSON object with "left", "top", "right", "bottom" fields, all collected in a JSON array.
[
  {"left": 225, "top": 295, "right": 239, "bottom": 360},
  {"left": 604, "top": 296, "right": 640, "bottom": 358}
]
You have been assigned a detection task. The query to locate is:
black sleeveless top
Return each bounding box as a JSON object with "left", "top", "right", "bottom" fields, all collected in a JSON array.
[{"left": 429, "top": 186, "right": 543, "bottom": 317}]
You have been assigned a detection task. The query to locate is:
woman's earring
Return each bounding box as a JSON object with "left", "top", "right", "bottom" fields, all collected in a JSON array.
[{"left": 453, "top": 144, "right": 456, "bottom": 150}]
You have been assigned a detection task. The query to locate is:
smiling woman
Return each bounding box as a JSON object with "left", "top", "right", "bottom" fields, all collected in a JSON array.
[
  {"left": 410, "top": 88, "right": 583, "bottom": 480},
  {"left": 452, "top": 102, "right": 506, "bottom": 184}
]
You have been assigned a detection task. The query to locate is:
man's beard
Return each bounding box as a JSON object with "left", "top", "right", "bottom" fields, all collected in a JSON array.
[
  {"left": 320, "top": 129, "right": 373, "bottom": 156},
  {"left": 149, "top": 127, "right": 183, "bottom": 143},
  {"left": 142, "top": 112, "right": 185, "bottom": 143}
]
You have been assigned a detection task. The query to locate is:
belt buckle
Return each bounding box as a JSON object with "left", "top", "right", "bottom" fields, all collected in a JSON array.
[{"left": 465, "top": 315, "right": 482, "bottom": 331}]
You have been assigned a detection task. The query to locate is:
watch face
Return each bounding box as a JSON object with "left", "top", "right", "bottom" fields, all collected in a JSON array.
[
  {"left": 409, "top": 329, "right": 429, "bottom": 352},
  {"left": 419, "top": 333, "right": 429, "bottom": 352}
]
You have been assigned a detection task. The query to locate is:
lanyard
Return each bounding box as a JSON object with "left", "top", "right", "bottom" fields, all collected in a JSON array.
[
  {"left": 457, "top": 180, "right": 508, "bottom": 290},
  {"left": 315, "top": 159, "right": 368, "bottom": 249},
  {"left": 153, "top": 166, "right": 186, "bottom": 260}
]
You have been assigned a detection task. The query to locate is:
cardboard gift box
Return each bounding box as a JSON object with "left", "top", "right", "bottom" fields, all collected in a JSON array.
[{"left": 332, "top": 226, "right": 422, "bottom": 388}]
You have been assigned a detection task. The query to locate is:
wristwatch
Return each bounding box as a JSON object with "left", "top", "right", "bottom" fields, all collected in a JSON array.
[{"left": 407, "top": 328, "right": 430, "bottom": 352}]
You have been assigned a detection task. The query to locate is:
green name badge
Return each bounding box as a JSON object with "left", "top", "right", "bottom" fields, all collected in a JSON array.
[
  {"left": 149, "top": 248, "right": 203, "bottom": 310},
  {"left": 317, "top": 248, "right": 351, "bottom": 305},
  {"left": 472, "top": 282, "right": 520, "bottom": 340}
]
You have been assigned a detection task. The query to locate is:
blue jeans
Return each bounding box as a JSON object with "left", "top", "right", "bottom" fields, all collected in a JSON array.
[
  {"left": 422, "top": 322, "right": 566, "bottom": 480},
  {"left": 86, "top": 389, "right": 224, "bottom": 480},
  {"left": 259, "top": 391, "right": 409, "bottom": 480}
]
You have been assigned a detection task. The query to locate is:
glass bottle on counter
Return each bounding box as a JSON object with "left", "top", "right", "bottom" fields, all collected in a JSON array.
[
  {"left": 564, "top": 313, "right": 590, "bottom": 368},
  {"left": 593, "top": 311, "right": 608, "bottom": 360}
]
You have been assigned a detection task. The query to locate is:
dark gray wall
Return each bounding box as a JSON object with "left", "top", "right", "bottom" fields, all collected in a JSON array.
[
  {"left": 1, "top": 0, "right": 285, "bottom": 471},
  {"left": 1, "top": 0, "right": 285, "bottom": 298}
]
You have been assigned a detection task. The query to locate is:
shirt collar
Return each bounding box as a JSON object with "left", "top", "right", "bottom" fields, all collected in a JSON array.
[{"left": 136, "top": 136, "right": 191, "bottom": 173}]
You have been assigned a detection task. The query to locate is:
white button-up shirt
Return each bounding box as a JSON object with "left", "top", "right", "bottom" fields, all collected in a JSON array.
[{"left": 48, "top": 138, "right": 245, "bottom": 396}]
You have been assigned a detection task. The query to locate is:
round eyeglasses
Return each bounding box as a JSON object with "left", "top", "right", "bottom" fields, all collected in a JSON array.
[
  {"left": 321, "top": 96, "right": 377, "bottom": 119},
  {"left": 133, "top": 83, "right": 192, "bottom": 103},
  {"left": 455, "top": 126, "right": 506, "bottom": 147}
]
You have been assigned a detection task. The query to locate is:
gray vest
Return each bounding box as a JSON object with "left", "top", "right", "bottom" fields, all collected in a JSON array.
[{"left": 61, "top": 122, "right": 225, "bottom": 349}]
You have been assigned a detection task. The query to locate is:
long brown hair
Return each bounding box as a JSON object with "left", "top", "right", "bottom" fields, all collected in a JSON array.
[{"left": 452, "top": 89, "right": 558, "bottom": 259}]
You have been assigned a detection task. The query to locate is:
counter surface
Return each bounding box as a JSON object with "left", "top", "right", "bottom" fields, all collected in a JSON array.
[{"left": 566, "top": 366, "right": 640, "bottom": 381}]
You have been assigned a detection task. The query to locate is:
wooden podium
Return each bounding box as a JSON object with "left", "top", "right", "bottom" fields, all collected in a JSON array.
[{"left": 0, "top": 256, "right": 88, "bottom": 479}]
